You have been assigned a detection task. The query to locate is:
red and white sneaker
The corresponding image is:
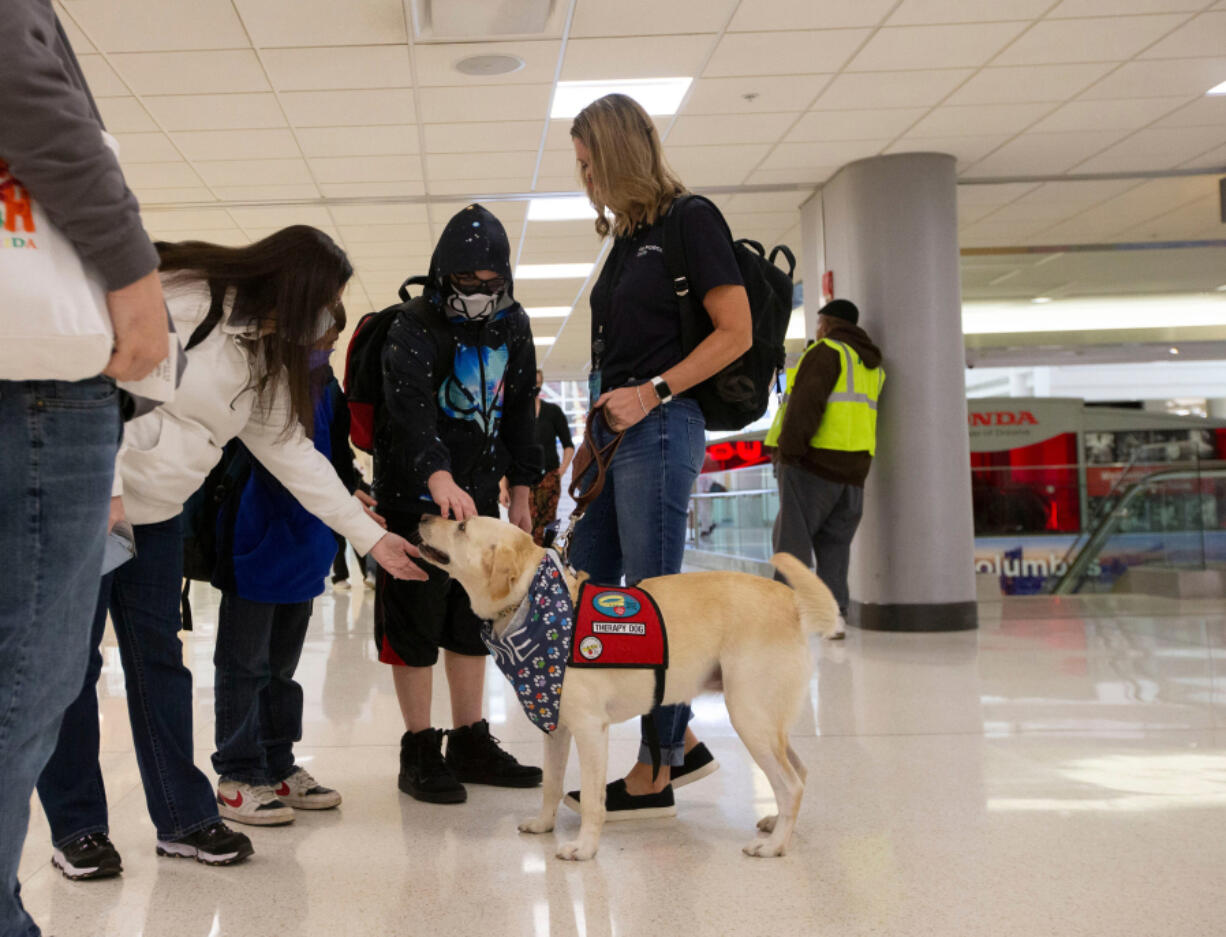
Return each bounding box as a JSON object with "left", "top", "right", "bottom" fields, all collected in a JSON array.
[
  {"left": 274, "top": 766, "right": 342, "bottom": 810},
  {"left": 216, "top": 779, "right": 294, "bottom": 826}
]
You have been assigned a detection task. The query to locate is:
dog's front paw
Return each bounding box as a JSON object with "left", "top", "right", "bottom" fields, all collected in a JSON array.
[
  {"left": 518, "top": 815, "right": 555, "bottom": 835},
  {"left": 756, "top": 814, "right": 778, "bottom": 833},
  {"left": 743, "top": 840, "right": 787, "bottom": 858},
  {"left": 556, "top": 839, "right": 598, "bottom": 861}
]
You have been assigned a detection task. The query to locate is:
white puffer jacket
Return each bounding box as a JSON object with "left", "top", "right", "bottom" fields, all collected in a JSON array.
[{"left": 114, "top": 276, "right": 384, "bottom": 555}]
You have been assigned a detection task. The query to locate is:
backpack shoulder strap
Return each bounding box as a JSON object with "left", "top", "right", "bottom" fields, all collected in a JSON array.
[
  {"left": 662, "top": 195, "right": 701, "bottom": 351},
  {"left": 185, "top": 283, "right": 227, "bottom": 351}
]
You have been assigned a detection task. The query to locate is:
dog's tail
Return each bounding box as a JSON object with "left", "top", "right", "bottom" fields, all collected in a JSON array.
[{"left": 770, "top": 552, "right": 840, "bottom": 638}]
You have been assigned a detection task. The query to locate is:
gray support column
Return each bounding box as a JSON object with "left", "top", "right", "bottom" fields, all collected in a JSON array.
[{"left": 811, "top": 153, "right": 977, "bottom": 631}]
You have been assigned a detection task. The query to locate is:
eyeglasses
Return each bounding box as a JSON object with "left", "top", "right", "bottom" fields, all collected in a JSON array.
[{"left": 452, "top": 273, "right": 507, "bottom": 295}]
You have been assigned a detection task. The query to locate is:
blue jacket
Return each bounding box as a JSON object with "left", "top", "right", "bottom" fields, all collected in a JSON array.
[{"left": 221, "top": 379, "right": 349, "bottom": 604}]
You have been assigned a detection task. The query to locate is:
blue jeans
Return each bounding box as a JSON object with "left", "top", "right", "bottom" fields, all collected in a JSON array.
[
  {"left": 570, "top": 396, "right": 706, "bottom": 769},
  {"left": 212, "top": 593, "right": 313, "bottom": 785},
  {"left": 0, "top": 378, "right": 118, "bottom": 937},
  {"left": 37, "top": 515, "right": 219, "bottom": 844}
]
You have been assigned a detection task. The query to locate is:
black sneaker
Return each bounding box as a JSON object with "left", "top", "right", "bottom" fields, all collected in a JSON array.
[
  {"left": 400, "top": 728, "right": 467, "bottom": 804},
  {"left": 52, "top": 832, "right": 122, "bottom": 880},
  {"left": 445, "top": 719, "right": 543, "bottom": 788},
  {"left": 156, "top": 822, "right": 253, "bottom": 866},
  {"left": 563, "top": 779, "right": 676, "bottom": 821},
  {"left": 670, "top": 743, "right": 720, "bottom": 789}
]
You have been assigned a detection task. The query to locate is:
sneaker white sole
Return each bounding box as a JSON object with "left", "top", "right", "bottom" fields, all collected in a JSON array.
[
  {"left": 218, "top": 804, "right": 295, "bottom": 827},
  {"left": 280, "top": 791, "right": 342, "bottom": 810},
  {"left": 51, "top": 849, "right": 120, "bottom": 880},
  {"left": 155, "top": 841, "right": 247, "bottom": 865},
  {"left": 561, "top": 794, "right": 677, "bottom": 822},
  {"left": 670, "top": 758, "right": 720, "bottom": 789}
]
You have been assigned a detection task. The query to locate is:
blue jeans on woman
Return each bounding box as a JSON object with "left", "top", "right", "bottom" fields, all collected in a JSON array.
[
  {"left": 569, "top": 396, "right": 706, "bottom": 770},
  {"left": 212, "top": 594, "right": 313, "bottom": 785},
  {"left": 0, "top": 378, "right": 118, "bottom": 937},
  {"left": 37, "top": 515, "right": 220, "bottom": 846}
]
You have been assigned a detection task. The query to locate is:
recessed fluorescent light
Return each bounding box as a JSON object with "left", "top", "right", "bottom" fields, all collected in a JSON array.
[
  {"left": 551, "top": 78, "right": 693, "bottom": 119},
  {"left": 1206, "top": 79, "right": 1226, "bottom": 95},
  {"left": 1216, "top": 284, "right": 1226, "bottom": 292},
  {"left": 515, "top": 263, "right": 593, "bottom": 279},
  {"left": 1031, "top": 296, "right": 1053, "bottom": 304},
  {"left": 527, "top": 197, "right": 596, "bottom": 222},
  {"left": 533, "top": 336, "right": 556, "bottom": 346},
  {"left": 786, "top": 306, "right": 806, "bottom": 341},
  {"left": 963, "top": 295, "right": 1226, "bottom": 335},
  {"left": 526, "top": 307, "right": 571, "bottom": 318},
  {"left": 1169, "top": 346, "right": 1180, "bottom": 355}
]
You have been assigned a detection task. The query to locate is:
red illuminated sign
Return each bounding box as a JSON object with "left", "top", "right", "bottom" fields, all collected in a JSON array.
[
  {"left": 704, "top": 440, "right": 771, "bottom": 473},
  {"left": 969, "top": 410, "right": 1038, "bottom": 427}
]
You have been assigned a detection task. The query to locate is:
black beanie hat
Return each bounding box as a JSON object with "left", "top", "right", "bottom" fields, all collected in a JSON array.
[{"left": 819, "top": 299, "right": 859, "bottom": 325}]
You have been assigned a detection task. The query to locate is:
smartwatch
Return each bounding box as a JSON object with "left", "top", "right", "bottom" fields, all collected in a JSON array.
[{"left": 650, "top": 376, "right": 673, "bottom": 404}]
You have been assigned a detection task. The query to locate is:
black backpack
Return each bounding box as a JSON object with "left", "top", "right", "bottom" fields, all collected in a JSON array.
[{"left": 662, "top": 194, "right": 795, "bottom": 432}]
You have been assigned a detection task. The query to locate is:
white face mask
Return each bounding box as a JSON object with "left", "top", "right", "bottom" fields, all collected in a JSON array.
[{"left": 446, "top": 291, "right": 497, "bottom": 320}]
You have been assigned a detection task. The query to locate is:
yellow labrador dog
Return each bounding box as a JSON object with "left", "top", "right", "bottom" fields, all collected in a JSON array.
[{"left": 414, "top": 514, "right": 839, "bottom": 861}]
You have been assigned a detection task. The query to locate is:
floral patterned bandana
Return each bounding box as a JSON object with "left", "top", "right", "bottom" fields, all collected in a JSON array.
[{"left": 481, "top": 550, "right": 574, "bottom": 734}]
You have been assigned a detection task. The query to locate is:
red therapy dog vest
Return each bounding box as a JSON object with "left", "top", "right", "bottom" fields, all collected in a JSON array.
[{"left": 570, "top": 583, "right": 668, "bottom": 670}]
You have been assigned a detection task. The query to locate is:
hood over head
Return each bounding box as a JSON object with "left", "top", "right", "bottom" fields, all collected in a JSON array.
[{"left": 428, "top": 203, "right": 513, "bottom": 296}]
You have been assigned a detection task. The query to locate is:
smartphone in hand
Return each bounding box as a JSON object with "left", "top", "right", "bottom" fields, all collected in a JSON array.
[{"left": 102, "top": 519, "right": 136, "bottom": 575}]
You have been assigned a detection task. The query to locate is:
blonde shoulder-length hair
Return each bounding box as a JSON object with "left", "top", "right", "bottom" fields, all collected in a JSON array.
[{"left": 570, "top": 93, "right": 686, "bottom": 239}]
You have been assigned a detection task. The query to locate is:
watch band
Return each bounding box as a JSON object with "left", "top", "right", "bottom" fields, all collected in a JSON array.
[{"left": 651, "top": 376, "right": 672, "bottom": 404}]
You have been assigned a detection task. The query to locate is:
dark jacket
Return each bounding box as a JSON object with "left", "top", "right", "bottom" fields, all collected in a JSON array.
[
  {"left": 374, "top": 204, "right": 542, "bottom": 512},
  {"left": 775, "top": 320, "right": 883, "bottom": 487},
  {"left": 0, "top": 1, "right": 158, "bottom": 290}
]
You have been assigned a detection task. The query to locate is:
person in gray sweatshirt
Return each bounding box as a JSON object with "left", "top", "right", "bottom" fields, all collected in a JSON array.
[{"left": 0, "top": 3, "right": 169, "bottom": 934}]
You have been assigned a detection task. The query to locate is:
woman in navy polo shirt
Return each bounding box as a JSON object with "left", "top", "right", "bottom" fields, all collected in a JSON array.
[{"left": 564, "top": 94, "right": 752, "bottom": 819}]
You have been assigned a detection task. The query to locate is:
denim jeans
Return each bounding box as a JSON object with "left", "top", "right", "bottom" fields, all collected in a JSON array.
[
  {"left": 0, "top": 377, "right": 118, "bottom": 937},
  {"left": 212, "top": 593, "right": 313, "bottom": 785},
  {"left": 570, "top": 396, "right": 706, "bottom": 768},
  {"left": 37, "top": 515, "right": 219, "bottom": 844}
]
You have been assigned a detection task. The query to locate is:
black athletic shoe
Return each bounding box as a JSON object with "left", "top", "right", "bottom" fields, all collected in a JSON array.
[
  {"left": 400, "top": 728, "right": 467, "bottom": 804},
  {"left": 156, "top": 822, "right": 253, "bottom": 866},
  {"left": 445, "top": 719, "right": 543, "bottom": 788},
  {"left": 563, "top": 779, "right": 676, "bottom": 821},
  {"left": 670, "top": 743, "right": 721, "bottom": 789},
  {"left": 52, "top": 832, "right": 122, "bottom": 880}
]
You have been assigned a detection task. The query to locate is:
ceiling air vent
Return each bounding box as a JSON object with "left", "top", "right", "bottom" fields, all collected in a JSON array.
[{"left": 410, "top": 0, "right": 561, "bottom": 42}]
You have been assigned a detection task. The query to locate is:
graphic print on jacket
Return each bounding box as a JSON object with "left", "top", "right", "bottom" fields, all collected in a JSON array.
[{"left": 439, "top": 341, "right": 509, "bottom": 435}]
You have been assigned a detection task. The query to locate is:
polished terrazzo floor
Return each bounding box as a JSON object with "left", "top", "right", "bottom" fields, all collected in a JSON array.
[{"left": 17, "top": 580, "right": 1226, "bottom": 936}]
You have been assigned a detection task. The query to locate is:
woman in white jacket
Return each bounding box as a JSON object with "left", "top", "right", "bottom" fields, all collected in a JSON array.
[{"left": 35, "top": 227, "right": 425, "bottom": 876}]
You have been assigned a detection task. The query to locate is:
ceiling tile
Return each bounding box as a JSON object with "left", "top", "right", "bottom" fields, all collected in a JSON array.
[
  {"left": 60, "top": 0, "right": 248, "bottom": 52},
  {"left": 1030, "top": 97, "right": 1189, "bottom": 132},
  {"left": 309, "top": 155, "right": 422, "bottom": 183},
  {"left": 431, "top": 201, "right": 527, "bottom": 224},
  {"left": 955, "top": 182, "right": 1040, "bottom": 205},
  {"left": 1153, "top": 95, "right": 1226, "bottom": 127},
  {"left": 704, "top": 30, "right": 870, "bottom": 78},
  {"left": 130, "top": 185, "right": 215, "bottom": 204},
  {"left": 534, "top": 175, "right": 586, "bottom": 193},
  {"left": 1073, "top": 125, "right": 1226, "bottom": 172},
  {"left": 957, "top": 219, "right": 1054, "bottom": 246},
  {"left": 726, "top": 191, "right": 813, "bottom": 213},
  {"left": 573, "top": 0, "right": 737, "bottom": 36},
  {"left": 962, "top": 130, "right": 1129, "bottom": 177},
  {"left": 112, "top": 132, "right": 180, "bottom": 162},
  {"left": 227, "top": 205, "right": 334, "bottom": 230},
  {"left": 759, "top": 140, "right": 890, "bottom": 172},
  {"left": 666, "top": 144, "right": 773, "bottom": 185},
  {"left": 153, "top": 227, "right": 250, "bottom": 246},
  {"left": 139, "top": 207, "right": 237, "bottom": 232},
  {"left": 413, "top": 40, "right": 561, "bottom": 86},
  {"left": 1048, "top": 0, "right": 1205, "bottom": 15},
  {"left": 109, "top": 50, "right": 269, "bottom": 95},
  {"left": 786, "top": 107, "right": 927, "bottom": 142},
  {"left": 281, "top": 89, "right": 417, "bottom": 127},
  {"left": 338, "top": 224, "right": 432, "bottom": 244},
  {"left": 729, "top": 0, "right": 897, "bottom": 29},
  {"left": 331, "top": 205, "right": 429, "bottom": 226},
  {"left": 418, "top": 85, "right": 552, "bottom": 123},
  {"left": 232, "top": 0, "right": 407, "bottom": 47},
  {"left": 888, "top": 0, "right": 1052, "bottom": 24},
  {"left": 992, "top": 15, "right": 1189, "bottom": 65},
  {"left": 537, "top": 149, "right": 579, "bottom": 180},
  {"left": 195, "top": 158, "right": 314, "bottom": 187},
  {"left": 667, "top": 112, "right": 797, "bottom": 147},
  {"left": 143, "top": 93, "right": 287, "bottom": 131},
  {"left": 743, "top": 166, "right": 837, "bottom": 186},
  {"left": 263, "top": 46, "right": 412, "bottom": 91},
  {"left": 1140, "top": 11, "right": 1226, "bottom": 58},
  {"left": 297, "top": 125, "right": 419, "bottom": 157},
  {"left": 888, "top": 135, "right": 1012, "bottom": 166},
  {"left": 75, "top": 54, "right": 128, "bottom": 96},
  {"left": 814, "top": 70, "right": 975, "bottom": 109},
  {"left": 682, "top": 75, "right": 832, "bottom": 115},
  {"left": 173, "top": 128, "right": 302, "bottom": 161},
  {"left": 319, "top": 181, "right": 426, "bottom": 198},
  {"left": 522, "top": 220, "right": 596, "bottom": 241},
  {"left": 95, "top": 97, "right": 157, "bottom": 132},
  {"left": 119, "top": 161, "right": 204, "bottom": 188},
  {"left": 211, "top": 183, "right": 321, "bottom": 201},
  {"left": 55, "top": 7, "right": 95, "bottom": 52},
  {"left": 519, "top": 237, "right": 603, "bottom": 263},
  {"left": 848, "top": 22, "right": 1030, "bottom": 72},
  {"left": 910, "top": 102, "right": 1056, "bottom": 137},
  {"left": 425, "top": 151, "right": 538, "bottom": 181},
  {"left": 1077, "top": 56, "right": 1226, "bottom": 98},
  {"left": 561, "top": 36, "right": 714, "bottom": 80},
  {"left": 425, "top": 122, "right": 544, "bottom": 154},
  {"left": 947, "top": 63, "right": 1115, "bottom": 104}
]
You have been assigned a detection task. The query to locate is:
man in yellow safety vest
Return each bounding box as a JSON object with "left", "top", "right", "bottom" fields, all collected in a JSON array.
[{"left": 765, "top": 299, "right": 884, "bottom": 638}]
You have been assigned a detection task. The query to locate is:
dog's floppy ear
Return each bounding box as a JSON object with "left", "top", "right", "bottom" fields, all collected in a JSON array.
[{"left": 483, "top": 543, "right": 519, "bottom": 602}]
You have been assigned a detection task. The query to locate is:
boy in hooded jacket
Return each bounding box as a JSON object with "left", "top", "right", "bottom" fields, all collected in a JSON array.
[{"left": 374, "top": 204, "right": 544, "bottom": 803}]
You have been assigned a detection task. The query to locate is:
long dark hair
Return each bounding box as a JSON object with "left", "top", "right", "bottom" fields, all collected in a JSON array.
[{"left": 156, "top": 226, "right": 353, "bottom": 436}]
